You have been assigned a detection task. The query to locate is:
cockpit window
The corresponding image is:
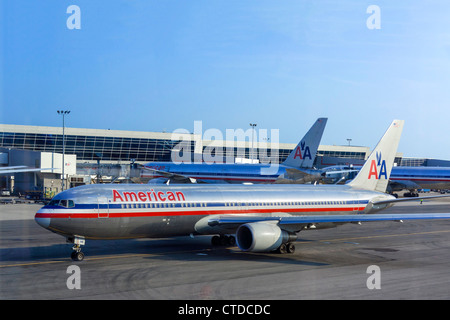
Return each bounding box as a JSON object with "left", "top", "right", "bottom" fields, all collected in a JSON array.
[{"left": 48, "top": 199, "right": 75, "bottom": 208}]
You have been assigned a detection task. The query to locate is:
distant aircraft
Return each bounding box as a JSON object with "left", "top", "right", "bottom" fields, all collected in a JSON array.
[
  {"left": 390, "top": 166, "right": 450, "bottom": 196},
  {"left": 140, "top": 118, "right": 328, "bottom": 184},
  {"left": 35, "top": 120, "right": 450, "bottom": 261},
  {"left": 321, "top": 165, "right": 450, "bottom": 197}
]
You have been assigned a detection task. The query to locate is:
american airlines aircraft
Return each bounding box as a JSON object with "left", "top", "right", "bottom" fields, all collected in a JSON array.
[
  {"left": 322, "top": 165, "right": 450, "bottom": 196},
  {"left": 35, "top": 120, "right": 450, "bottom": 261},
  {"left": 140, "top": 118, "right": 328, "bottom": 184},
  {"left": 390, "top": 166, "right": 450, "bottom": 196}
]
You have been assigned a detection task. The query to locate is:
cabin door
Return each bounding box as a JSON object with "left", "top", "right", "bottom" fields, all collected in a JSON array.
[{"left": 98, "top": 196, "right": 110, "bottom": 218}]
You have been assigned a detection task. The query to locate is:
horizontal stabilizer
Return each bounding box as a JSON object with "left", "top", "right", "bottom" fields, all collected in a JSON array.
[{"left": 371, "top": 194, "right": 450, "bottom": 206}]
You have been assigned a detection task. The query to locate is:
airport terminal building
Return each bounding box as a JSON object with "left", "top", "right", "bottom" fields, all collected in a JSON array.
[
  {"left": 0, "top": 124, "right": 372, "bottom": 165},
  {"left": 4, "top": 123, "right": 444, "bottom": 196}
]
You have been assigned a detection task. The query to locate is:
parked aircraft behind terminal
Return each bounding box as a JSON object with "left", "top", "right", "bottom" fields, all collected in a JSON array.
[
  {"left": 140, "top": 118, "right": 327, "bottom": 184},
  {"left": 35, "top": 120, "right": 450, "bottom": 261}
]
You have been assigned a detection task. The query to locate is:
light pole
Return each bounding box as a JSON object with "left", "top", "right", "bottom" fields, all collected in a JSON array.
[
  {"left": 249, "top": 123, "right": 257, "bottom": 162},
  {"left": 57, "top": 110, "right": 70, "bottom": 191}
]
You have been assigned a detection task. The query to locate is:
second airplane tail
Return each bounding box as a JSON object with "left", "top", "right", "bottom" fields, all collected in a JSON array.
[
  {"left": 282, "top": 118, "right": 327, "bottom": 169},
  {"left": 348, "top": 120, "right": 404, "bottom": 193}
]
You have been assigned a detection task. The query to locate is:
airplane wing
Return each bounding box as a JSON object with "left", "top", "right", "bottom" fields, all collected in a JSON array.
[
  {"left": 141, "top": 166, "right": 197, "bottom": 183},
  {"left": 208, "top": 194, "right": 450, "bottom": 232},
  {"left": 322, "top": 168, "right": 360, "bottom": 178},
  {"left": 274, "top": 168, "right": 322, "bottom": 184},
  {"left": 208, "top": 212, "right": 450, "bottom": 231},
  {"left": 388, "top": 180, "right": 421, "bottom": 191},
  {"left": 0, "top": 166, "right": 54, "bottom": 174}
]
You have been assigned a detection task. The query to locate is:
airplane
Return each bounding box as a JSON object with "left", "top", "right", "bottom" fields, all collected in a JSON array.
[
  {"left": 389, "top": 166, "right": 450, "bottom": 196},
  {"left": 35, "top": 120, "right": 450, "bottom": 261},
  {"left": 140, "top": 118, "right": 328, "bottom": 184},
  {"left": 321, "top": 164, "right": 450, "bottom": 197}
]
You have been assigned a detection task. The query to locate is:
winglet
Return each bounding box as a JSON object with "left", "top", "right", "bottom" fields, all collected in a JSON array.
[
  {"left": 348, "top": 120, "right": 404, "bottom": 193},
  {"left": 282, "top": 118, "right": 327, "bottom": 168}
]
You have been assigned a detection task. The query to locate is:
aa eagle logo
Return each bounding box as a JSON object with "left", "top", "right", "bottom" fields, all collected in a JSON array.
[
  {"left": 368, "top": 152, "right": 387, "bottom": 180},
  {"left": 293, "top": 141, "right": 311, "bottom": 160}
]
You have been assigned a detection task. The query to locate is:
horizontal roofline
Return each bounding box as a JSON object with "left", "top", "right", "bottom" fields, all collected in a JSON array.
[{"left": 0, "top": 124, "right": 373, "bottom": 153}]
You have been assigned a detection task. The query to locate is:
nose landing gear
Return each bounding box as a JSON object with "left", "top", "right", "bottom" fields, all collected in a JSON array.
[
  {"left": 67, "top": 236, "right": 86, "bottom": 261},
  {"left": 71, "top": 244, "right": 85, "bottom": 261}
]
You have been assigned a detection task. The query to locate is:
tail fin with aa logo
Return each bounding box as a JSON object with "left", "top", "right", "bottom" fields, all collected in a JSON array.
[
  {"left": 348, "top": 120, "right": 404, "bottom": 193},
  {"left": 282, "top": 118, "right": 327, "bottom": 169}
]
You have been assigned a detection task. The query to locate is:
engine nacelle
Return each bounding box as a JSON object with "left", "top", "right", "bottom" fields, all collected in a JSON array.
[{"left": 236, "top": 222, "right": 296, "bottom": 252}]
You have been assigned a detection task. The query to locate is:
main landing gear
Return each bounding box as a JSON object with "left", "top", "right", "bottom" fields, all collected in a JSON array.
[
  {"left": 67, "top": 236, "right": 85, "bottom": 261},
  {"left": 277, "top": 242, "right": 295, "bottom": 254},
  {"left": 210, "top": 235, "right": 295, "bottom": 254},
  {"left": 404, "top": 191, "right": 419, "bottom": 197},
  {"left": 211, "top": 235, "right": 236, "bottom": 247}
]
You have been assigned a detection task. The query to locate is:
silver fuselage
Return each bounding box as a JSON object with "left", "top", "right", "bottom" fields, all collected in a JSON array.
[{"left": 35, "top": 183, "right": 395, "bottom": 240}]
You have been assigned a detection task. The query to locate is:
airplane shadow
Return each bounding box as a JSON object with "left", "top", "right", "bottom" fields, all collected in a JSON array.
[
  {"left": 0, "top": 219, "right": 327, "bottom": 267},
  {"left": 0, "top": 236, "right": 329, "bottom": 267},
  {"left": 100, "top": 236, "right": 329, "bottom": 267}
]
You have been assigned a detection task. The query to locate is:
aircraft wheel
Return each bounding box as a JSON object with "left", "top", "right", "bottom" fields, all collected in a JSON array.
[
  {"left": 287, "top": 243, "right": 295, "bottom": 254},
  {"left": 227, "top": 235, "right": 236, "bottom": 246},
  {"left": 219, "top": 236, "right": 228, "bottom": 246},
  {"left": 212, "top": 235, "right": 236, "bottom": 247},
  {"left": 71, "top": 251, "right": 85, "bottom": 261},
  {"left": 278, "top": 243, "right": 287, "bottom": 254},
  {"left": 211, "top": 235, "right": 221, "bottom": 246}
]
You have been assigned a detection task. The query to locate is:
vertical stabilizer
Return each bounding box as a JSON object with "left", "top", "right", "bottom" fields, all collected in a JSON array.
[
  {"left": 348, "top": 120, "right": 404, "bottom": 193},
  {"left": 282, "top": 118, "right": 327, "bottom": 168}
]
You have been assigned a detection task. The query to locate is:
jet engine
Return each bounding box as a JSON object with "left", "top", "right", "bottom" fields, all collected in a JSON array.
[{"left": 236, "top": 222, "right": 297, "bottom": 253}]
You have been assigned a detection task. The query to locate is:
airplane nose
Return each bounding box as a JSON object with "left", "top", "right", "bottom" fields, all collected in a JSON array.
[{"left": 35, "top": 211, "right": 51, "bottom": 229}]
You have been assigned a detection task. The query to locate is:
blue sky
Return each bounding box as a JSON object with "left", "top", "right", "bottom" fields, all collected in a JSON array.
[{"left": 1, "top": 1, "right": 450, "bottom": 159}]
